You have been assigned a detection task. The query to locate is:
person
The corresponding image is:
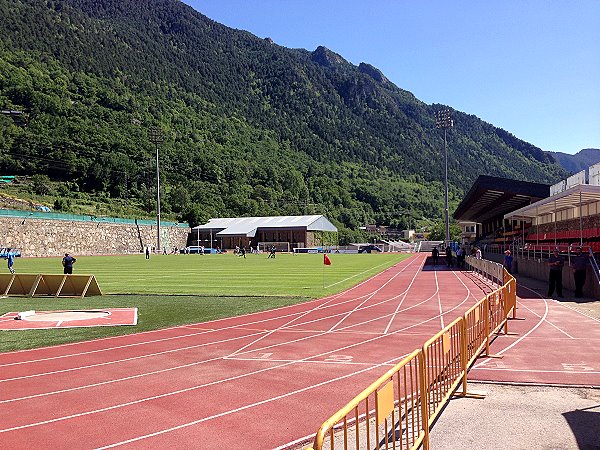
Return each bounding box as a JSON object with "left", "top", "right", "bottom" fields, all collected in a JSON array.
[
  {"left": 503, "top": 249, "right": 513, "bottom": 274},
  {"left": 7, "top": 250, "right": 15, "bottom": 274},
  {"left": 445, "top": 245, "right": 453, "bottom": 267},
  {"left": 62, "top": 253, "right": 77, "bottom": 275},
  {"left": 456, "top": 247, "right": 464, "bottom": 269},
  {"left": 570, "top": 246, "right": 588, "bottom": 298},
  {"left": 475, "top": 247, "right": 482, "bottom": 259},
  {"left": 145, "top": 246, "right": 150, "bottom": 259},
  {"left": 239, "top": 246, "right": 246, "bottom": 258},
  {"left": 268, "top": 245, "right": 276, "bottom": 259},
  {"left": 432, "top": 247, "right": 439, "bottom": 265},
  {"left": 546, "top": 248, "right": 564, "bottom": 298}
]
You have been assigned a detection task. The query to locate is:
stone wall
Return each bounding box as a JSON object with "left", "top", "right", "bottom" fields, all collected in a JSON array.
[{"left": 1, "top": 217, "right": 189, "bottom": 257}]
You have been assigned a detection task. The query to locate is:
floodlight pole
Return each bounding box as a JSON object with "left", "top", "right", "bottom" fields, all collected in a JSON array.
[
  {"left": 435, "top": 109, "right": 453, "bottom": 246},
  {"left": 149, "top": 126, "right": 163, "bottom": 253}
]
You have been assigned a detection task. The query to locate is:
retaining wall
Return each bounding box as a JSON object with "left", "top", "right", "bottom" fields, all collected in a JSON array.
[{"left": 1, "top": 216, "right": 189, "bottom": 257}]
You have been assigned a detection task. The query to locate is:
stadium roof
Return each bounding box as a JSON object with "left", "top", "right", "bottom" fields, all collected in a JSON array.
[
  {"left": 504, "top": 184, "right": 600, "bottom": 221},
  {"left": 453, "top": 175, "right": 550, "bottom": 223},
  {"left": 192, "top": 215, "right": 338, "bottom": 237}
]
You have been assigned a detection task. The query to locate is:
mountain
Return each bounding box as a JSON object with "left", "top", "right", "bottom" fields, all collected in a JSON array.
[
  {"left": 0, "top": 0, "right": 568, "bottom": 241},
  {"left": 547, "top": 149, "right": 600, "bottom": 174}
]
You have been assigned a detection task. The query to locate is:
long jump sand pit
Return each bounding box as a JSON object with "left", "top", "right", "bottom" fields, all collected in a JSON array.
[{"left": 0, "top": 308, "right": 138, "bottom": 330}]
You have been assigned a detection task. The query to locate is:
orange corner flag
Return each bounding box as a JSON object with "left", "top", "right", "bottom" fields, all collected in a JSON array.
[{"left": 324, "top": 254, "right": 332, "bottom": 266}]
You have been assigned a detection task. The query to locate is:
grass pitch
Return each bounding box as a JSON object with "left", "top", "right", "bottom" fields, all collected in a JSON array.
[{"left": 0, "top": 252, "right": 410, "bottom": 351}]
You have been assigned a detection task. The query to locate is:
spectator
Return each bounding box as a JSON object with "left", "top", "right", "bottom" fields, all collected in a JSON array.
[
  {"left": 546, "top": 248, "right": 564, "bottom": 298},
  {"left": 570, "top": 246, "right": 588, "bottom": 298},
  {"left": 503, "top": 250, "right": 513, "bottom": 274},
  {"left": 432, "top": 247, "right": 439, "bottom": 265},
  {"left": 445, "top": 245, "right": 453, "bottom": 268}
]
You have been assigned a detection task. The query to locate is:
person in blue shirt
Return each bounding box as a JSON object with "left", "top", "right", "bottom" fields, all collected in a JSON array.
[
  {"left": 503, "top": 250, "right": 513, "bottom": 274},
  {"left": 7, "top": 252, "right": 15, "bottom": 273},
  {"left": 62, "top": 253, "right": 77, "bottom": 275}
]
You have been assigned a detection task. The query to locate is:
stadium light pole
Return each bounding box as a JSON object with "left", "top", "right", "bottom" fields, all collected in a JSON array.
[
  {"left": 148, "top": 126, "right": 163, "bottom": 253},
  {"left": 435, "top": 109, "right": 454, "bottom": 246}
]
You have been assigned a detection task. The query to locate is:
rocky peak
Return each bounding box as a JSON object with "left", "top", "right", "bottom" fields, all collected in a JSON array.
[
  {"left": 311, "top": 46, "right": 349, "bottom": 68},
  {"left": 358, "top": 62, "right": 389, "bottom": 84}
]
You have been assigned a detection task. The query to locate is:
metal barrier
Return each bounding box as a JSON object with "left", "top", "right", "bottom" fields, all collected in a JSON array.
[
  {"left": 310, "top": 349, "right": 426, "bottom": 450},
  {"left": 307, "top": 261, "right": 517, "bottom": 450}
]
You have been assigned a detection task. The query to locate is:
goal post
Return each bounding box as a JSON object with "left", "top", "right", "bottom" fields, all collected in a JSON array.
[{"left": 257, "top": 242, "right": 290, "bottom": 253}]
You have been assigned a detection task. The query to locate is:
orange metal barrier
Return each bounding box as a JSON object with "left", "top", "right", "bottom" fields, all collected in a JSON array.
[
  {"left": 310, "top": 349, "right": 426, "bottom": 450},
  {"left": 307, "top": 263, "right": 517, "bottom": 450}
]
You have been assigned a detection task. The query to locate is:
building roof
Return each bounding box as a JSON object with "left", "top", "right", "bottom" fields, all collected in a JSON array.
[
  {"left": 505, "top": 184, "right": 600, "bottom": 221},
  {"left": 453, "top": 175, "right": 550, "bottom": 223},
  {"left": 192, "top": 215, "right": 338, "bottom": 237}
]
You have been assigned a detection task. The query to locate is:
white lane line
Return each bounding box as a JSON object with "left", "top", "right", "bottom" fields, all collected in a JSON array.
[
  {"left": 383, "top": 258, "right": 426, "bottom": 334},
  {"left": 435, "top": 270, "right": 444, "bottom": 329},
  {"left": 473, "top": 284, "right": 549, "bottom": 369},
  {"left": 324, "top": 258, "right": 404, "bottom": 288},
  {"left": 554, "top": 302, "right": 600, "bottom": 324},
  {"left": 0, "top": 332, "right": 415, "bottom": 435},
  {"left": 327, "top": 256, "right": 421, "bottom": 332},
  {"left": 93, "top": 353, "right": 410, "bottom": 450},
  {"left": 284, "top": 262, "right": 423, "bottom": 333},
  {"left": 517, "top": 301, "right": 575, "bottom": 339},
  {"left": 226, "top": 295, "right": 343, "bottom": 358},
  {"left": 0, "top": 331, "right": 267, "bottom": 384},
  {"left": 472, "top": 367, "right": 600, "bottom": 375}
]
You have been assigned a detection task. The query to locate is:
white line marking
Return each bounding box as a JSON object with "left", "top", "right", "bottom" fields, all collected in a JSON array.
[
  {"left": 383, "top": 258, "right": 426, "bottom": 334},
  {"left": 0, "top": 331, "right": 267, "bottom": 384},
  {"left": 472, "top": 367, "right": 600, "bottom": 375},
  {"left": 435, "top": 270, "right": 444, "bottom": 329},
  {"left": 327, "top": 256, "right": 420, "bottom": 332},
  {"left": 473, "top": 284, "right": 549, "bottom": 369},
  {"left": 517, "top": 301, "right": 574, "bottom": 339}
]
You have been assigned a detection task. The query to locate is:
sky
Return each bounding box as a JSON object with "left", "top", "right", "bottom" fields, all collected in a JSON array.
[{"left": 183, "top": 1, "right": 599, "bottom": 155}]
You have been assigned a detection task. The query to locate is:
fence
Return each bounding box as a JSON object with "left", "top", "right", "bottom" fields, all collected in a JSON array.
[
  {"left": 0, "top": 208, "right": 187, "bottom": 227},
  {"left": 0, "top": 274, "right": 102, "bottom": 298},
  {"left": 307, "top": 258, "right": 516, "bottom": 450}
]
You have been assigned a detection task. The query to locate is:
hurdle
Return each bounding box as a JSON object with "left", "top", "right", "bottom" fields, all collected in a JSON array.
[{"left": 0, "top": 274, "right": 102, "bottom": 298}]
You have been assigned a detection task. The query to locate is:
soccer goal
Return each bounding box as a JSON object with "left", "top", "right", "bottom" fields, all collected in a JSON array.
[{"left": 258, "top": 242, "right": 290, "bottom": 253}]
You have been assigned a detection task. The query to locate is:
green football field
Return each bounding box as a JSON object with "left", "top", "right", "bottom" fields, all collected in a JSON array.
[{"left": 0, "top": 252, "right": 410, "bottom": 352}]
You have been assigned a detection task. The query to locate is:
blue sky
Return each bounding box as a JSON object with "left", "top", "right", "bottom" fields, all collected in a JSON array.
[{"left": 183, "top": 1, "right": 599, "bottom": 155}]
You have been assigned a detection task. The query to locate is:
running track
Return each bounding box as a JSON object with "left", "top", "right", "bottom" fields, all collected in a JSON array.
[{"left": 0, "top": 253, "right": 598, "bottom": 449}]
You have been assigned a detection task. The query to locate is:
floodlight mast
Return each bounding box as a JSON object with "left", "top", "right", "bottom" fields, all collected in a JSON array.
[
  {"left": 148, "top": 126, "right": 164, "bottom": 252},
  {"left": 435, "top": 109, "right": 453, "bottom": 246}
]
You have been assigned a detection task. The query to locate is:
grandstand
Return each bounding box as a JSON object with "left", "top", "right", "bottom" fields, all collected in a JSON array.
[{"left": 454, "top": 166, "right": 600, "bottom": 298}]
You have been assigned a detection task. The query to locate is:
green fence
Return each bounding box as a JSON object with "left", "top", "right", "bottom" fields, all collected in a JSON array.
[{"left": 0, "top": 208, "right": 188, "bottom": 228}]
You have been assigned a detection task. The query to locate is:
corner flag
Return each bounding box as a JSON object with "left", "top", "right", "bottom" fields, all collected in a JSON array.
[{"left": 324, "top": 254, "right": 331, "bottom": 266}]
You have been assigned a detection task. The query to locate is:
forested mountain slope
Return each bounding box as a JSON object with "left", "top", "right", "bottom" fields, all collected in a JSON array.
[
  {"left": 0, "top": 0, "right": 567, "bottom": 241},
  {"left": 548, "top": 149, "right": 600, "bottom": 175}
]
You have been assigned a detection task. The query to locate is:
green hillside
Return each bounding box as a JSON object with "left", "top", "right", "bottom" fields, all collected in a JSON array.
[{"left": 0, "top": 0, "right": 567, "bottom": 242}]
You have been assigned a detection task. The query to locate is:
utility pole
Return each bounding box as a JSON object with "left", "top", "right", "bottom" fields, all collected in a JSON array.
[
  {"left": 435, "top": 109, "right": 454, "bottom": 246},
  {"left": 148, "top": 126, "right": 163, "bottom": 252}
]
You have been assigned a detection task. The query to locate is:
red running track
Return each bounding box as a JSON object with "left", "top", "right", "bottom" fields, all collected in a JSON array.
[
  {"left": 0, "top": 253, "right": 598, "bottom": 449},
  {"left": 470, "top": 276, "right": 600, "bottom": 386}
]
